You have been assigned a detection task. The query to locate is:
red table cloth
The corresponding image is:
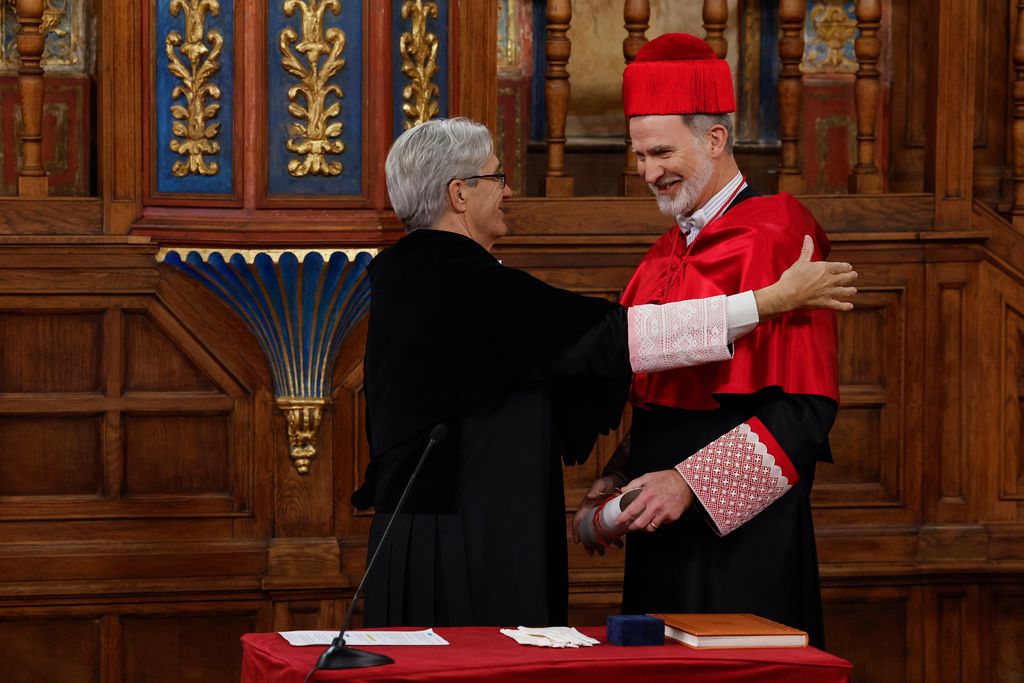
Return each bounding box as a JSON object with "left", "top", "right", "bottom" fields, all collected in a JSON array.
[{"left": 241, "top": 627, "right": 852, "bottom": 683}]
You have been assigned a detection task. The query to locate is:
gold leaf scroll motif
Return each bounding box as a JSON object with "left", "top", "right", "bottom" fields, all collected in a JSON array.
[
  {"left": 804, "top": 0, "right": 857, "bottom": 73},
  {"left": 400, "top": 0, "right": 440, "bottom": 129},
  {"left": 40, "top": 0, "right": 66, "bottom": 35},
  {"left": 1, "top": 0, "right": 79, "bottom": 68},
  {"left": 279, "top": 0, "right": 346, "bottom": 177},
  {"left": 166, "top": 0, "right": 223, "bottom": 176}
]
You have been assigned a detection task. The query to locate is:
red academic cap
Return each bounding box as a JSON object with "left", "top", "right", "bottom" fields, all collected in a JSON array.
[{"left": 623, "top": 33, "right": 736, "bottom": 117}]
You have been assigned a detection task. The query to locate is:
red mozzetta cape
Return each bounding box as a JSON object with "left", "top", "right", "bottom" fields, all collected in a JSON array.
[{"left": 620, "top": 192, "right": 839, "bottom": 410}]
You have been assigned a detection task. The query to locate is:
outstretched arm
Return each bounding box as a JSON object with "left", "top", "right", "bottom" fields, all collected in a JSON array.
[
  {"left": 627, "top": 236, "right": 856, "bottom": 374},
  {"left": 754, "top": 234, "right": 857, "bottom": 319}
]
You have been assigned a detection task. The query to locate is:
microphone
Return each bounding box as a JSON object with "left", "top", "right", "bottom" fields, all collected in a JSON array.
[{"left": 304, "top": 424, "right": 448, "bottom": 679}]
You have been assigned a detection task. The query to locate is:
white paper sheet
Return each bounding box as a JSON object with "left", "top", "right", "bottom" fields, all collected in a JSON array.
[{"left": 279, "top": 629, "right": 449, "bottom": 647}]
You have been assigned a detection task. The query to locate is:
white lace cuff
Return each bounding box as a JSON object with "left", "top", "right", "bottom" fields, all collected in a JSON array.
[
  {"left": 627, "top": 294, "right": 731, "bottom": 374},
  {"left": 675, "top": 418, "right": 798, "bottom": 536}
]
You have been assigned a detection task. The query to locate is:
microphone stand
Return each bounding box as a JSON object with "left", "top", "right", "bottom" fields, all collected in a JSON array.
[{"left": 304, "top": 424, "right": 448, "bottom": 680}]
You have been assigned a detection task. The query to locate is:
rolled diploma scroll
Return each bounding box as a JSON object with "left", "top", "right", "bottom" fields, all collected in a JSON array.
[{"left": 579, "top": 488, "right": 642, "bottom": 552}]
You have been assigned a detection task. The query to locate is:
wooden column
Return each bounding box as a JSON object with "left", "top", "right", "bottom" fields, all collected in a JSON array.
[
  {"left": 1012, "top": 0, "right": 1024, "bottom": 228},
  {"left": 925, "top": 0, "right": 977, "bottom": 229},
  {"left": 703, "top": 0, "right": 728, "bottom": 59},
  {"left": 454, "top": 0, "right": 497, "bottom": 132},
  {"left": 542, "top": 0, "right": 573, "bottom": 197},
  {"left": 15, "top": 0, "right": 48, "bottom": 197},
  {"left": 619, "top": 0, "right": 649, "bottom": 197},
  {"left": 99, "top": 0, "right": 144, "bottom": 232},
  {"left": 849, "top": 0, "right": 883, "bottom": 194},
  {"left": 777, "top": 0, "right": 805, "bottom": 194}
]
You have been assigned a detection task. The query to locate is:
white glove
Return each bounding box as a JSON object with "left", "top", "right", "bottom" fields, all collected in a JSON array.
[{"left": 499, "top": 626, "right": 599, "bottom": 648}]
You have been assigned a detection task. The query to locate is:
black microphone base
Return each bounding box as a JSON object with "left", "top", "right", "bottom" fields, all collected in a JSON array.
[{"left": 315, "top": 642, "right": 395, "bottom": 670}]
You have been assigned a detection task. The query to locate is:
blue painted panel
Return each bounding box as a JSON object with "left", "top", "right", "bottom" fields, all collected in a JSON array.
[
  {"left": 155, "top": 0, "right": 234, "bottom": 194},
  {"left": 267, "top": 0, "right": 363, "bottom": 197},
  {"left": 759, "top": 0, "right": 780, "bottom": 142},
  {"left": 392, "top": 0, "right": 448, "bottom": 138}
]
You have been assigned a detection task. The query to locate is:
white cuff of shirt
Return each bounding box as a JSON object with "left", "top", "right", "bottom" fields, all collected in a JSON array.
[{"left": 725, "top": 291, "right": 759, "bottom": 344}]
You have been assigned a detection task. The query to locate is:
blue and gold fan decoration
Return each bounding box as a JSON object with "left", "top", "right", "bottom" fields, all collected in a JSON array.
[{"left": 160, "top": 248, "right": 375, "bottom": 473}]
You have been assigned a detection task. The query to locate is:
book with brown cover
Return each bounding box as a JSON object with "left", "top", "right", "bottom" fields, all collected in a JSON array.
[{"left": 648, "top": 613, "right": 809, "bottom": 649}]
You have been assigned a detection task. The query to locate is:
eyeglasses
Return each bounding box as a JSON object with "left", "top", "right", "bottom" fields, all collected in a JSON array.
[{"left": 453, "top": 172, "right": 507, "bottom": 189}]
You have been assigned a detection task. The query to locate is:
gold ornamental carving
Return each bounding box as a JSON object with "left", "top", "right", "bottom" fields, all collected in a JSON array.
[
  {"left": 2, "top": 0, "right": 81, "bottom": 68},
  {"left": 497, "top": 0, "right": 518, "bottom": 69},
  {"left": 399, "top": 0, "right": 440, "bottom": 129},
  {"left": 803, "top": 0, "right": 857, "bottom": 73},
  {"left": 276, "top": 398, "right": 326, "bottom": 474},
  {"left": 166, "top": 0, "right": 223, "bottom": 176},
  {"left": 39, "top": 0, "right": 63, "bottom": 33},
  {"left": 279, "top": 0, "right": 347, "bottom": 177}
]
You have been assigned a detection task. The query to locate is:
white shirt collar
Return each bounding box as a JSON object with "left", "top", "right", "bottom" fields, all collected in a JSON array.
[{"left": 678, "top": 171, "right": 746, "bottom": 244}]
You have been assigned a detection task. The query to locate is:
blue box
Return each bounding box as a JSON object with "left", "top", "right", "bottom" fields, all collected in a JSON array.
[{"left": 607, "top": 615, "right": 665, "bottom": 646}]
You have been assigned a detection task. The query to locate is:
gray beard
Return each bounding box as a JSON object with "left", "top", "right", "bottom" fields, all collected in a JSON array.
[{"left": 651, "top": 158, "right": 714, "bottom": 218}]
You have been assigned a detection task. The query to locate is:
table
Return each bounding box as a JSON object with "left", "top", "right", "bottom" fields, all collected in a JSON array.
[{"left": 241, "top": 627, "right": 852, "bottom": 683}]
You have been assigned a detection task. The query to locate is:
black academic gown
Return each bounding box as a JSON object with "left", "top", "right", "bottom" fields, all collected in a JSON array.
[
  {"left": 354, "top": 228, "right": 631, "bottom": 627},
  {"left": 621, "top": 188, "right": 835, "bottom": 650},
  {"left": 623, "top": 390, "right": 833, "bottom": 649}
]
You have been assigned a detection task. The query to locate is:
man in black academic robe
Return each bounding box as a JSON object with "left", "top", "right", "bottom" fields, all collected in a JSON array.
[{"left": 575, "top": 34, "right": 843, "bottom": 649}]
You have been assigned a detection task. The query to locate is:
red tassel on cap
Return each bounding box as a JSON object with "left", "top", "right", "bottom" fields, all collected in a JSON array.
[
  {"left": 623, "top": 33, "right": 736, "bottom": 116},
  {"left": 635, "top": 33, "right": 717, "bottom": 62}
]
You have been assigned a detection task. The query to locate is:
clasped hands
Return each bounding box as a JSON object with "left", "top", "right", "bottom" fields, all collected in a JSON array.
[{"left": 571, "top": 469, "right": 695, "bottom": 556}]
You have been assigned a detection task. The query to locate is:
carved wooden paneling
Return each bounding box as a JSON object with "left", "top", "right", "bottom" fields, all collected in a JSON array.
[
  {"left": 891, "top": 0, "right": 1009, "bottom": 204},
  {"left": 273, "top": 404, "right": 334, "bottom": 538},
  {"left": 971, "top": 0, "right": 1011, "bottom": 206},
  {"left": 273, "top": 598, "right": 342, "bottom": 632},
  {"left": 982, "top": 585, "right": 1024, "bottom": 683},
  {"left": 100, "top": 0, "right": 144, "bottom": 232},
  {"left": 889, "top": 0, "right": 928, "bottom": 194},
  {"left": 0, "top": 616, "right": 101, "bottom": 682},
  {"left": 0, "top": 416, "right": 102, "bottom": 496},
  {"left": 817, "top": 281, "right": 916, "bottom": 520},
  {"left": 123, "top": 414, "right": 231, "bottom": 495},
  {"left": 0, "top": 198, "right": 103, "bottom": 234},
  {"left": 924, "top": 587, "right": 981, "bottom": 683},
  {"left": 0, "top": 312, "right": 103, "bottom": 391},
  {"left": 823, "top": 587, "right": 921, "bottom": 683},
  {"left": 452, "top": 0, "right": 497, "bottom": 132},
  {"left": 975, "top": 259, "right": 1021, "bottom": 523},
  {"left": 0, "top": 300, "right": 253, "bottom": 519},
  {"left": 925, "top": 264, "right": 975, "bottom": 523},
  {"left": 334, "top": 354, "right": 371, "bottom": 540},
  {"left": 978, "top": 252, "right": 1024, "bottom": 519},
  {"left": 926, "top": 0, "right": 978, "bottom": 229},
  {"left": 937, "top": 282, "right": 966, "bottom": 501},
  {"left": 1003, "top": 302, "right": 1024, "bottom": 502},
  {"left": 124, "top": 312, "right": 217, "bottom": 392},
  {"left": 0, "top": 254, "right": 279, "bottom": 635},
  {"left": 122, "top": 609, "right": 261, "bottom": 683}
]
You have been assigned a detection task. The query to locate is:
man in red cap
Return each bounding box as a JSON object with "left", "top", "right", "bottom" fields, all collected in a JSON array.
[{"left": 574, "top": 33, "right": 844, "bottom": 648}]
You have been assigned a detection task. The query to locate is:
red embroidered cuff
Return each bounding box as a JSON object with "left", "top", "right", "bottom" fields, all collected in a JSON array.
[{"left": 675, "top": 417, "right": 798, "bottom": 536}]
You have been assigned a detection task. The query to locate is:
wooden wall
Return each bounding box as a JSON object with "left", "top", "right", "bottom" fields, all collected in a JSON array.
[{"left": 1, "top": 1, "right": 1024, "bottom": 682}]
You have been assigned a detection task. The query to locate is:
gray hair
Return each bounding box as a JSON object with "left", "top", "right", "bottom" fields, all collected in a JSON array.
[
  {"left": 385, "top": 118, "right": 493, "bottom": 231},
  {"left": 681, "top": 113, "right": 734, "bottom": 155}
]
